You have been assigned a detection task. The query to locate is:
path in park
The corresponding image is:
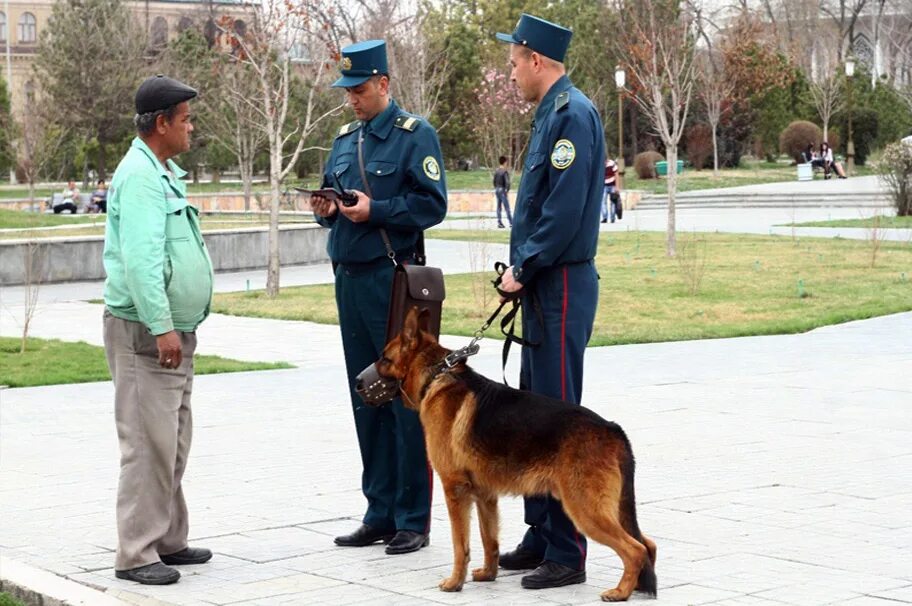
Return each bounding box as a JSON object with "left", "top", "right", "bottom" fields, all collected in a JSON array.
[{"left": 2, "top": 202, "right": 911, "bottom": 605}]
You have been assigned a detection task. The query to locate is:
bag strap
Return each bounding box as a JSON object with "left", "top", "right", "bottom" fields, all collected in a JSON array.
[{"left": 358, "top": 129, "right": 396, "bottom": 265}]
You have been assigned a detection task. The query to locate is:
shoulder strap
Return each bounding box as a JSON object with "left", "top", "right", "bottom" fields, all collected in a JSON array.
[{"left": 357, "top": 130, "right": 396, "bottom": 264}]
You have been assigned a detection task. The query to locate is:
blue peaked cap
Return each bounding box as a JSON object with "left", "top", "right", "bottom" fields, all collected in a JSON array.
[
  {"left": 332, "top": 39, "right": 388, "bottom": 88},
  {"left": 495, "top": 13, "right": 572, "bottom": 62}
]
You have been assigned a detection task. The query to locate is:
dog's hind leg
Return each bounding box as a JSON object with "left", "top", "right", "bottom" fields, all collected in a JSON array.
[
  {"left": 439, "top": 478, "right": 472, "bottom": 592},
  {"left": 563, "top": 499, "right": 649, "bottom": 602},
  {"left": 472, "top": 494, "right": 499, "bottom": 582}
]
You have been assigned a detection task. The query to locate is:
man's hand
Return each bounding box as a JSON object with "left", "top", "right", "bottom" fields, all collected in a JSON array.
[
  {"left": 338, "top": 190, "right": 371, "bottom": 223},
  {"left": 156, "top": 331, "right": 182, "bottom": 369},
  {"left": 498, "top": 266, "right": 523, "bottom": 302},
  {"left": 311, "top": 194, "right": 338, "bottom": 218}
]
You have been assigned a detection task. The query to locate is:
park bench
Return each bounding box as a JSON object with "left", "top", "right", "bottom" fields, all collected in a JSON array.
[{"left": 45, "top": 192, "right": 94, "bottom": 213}]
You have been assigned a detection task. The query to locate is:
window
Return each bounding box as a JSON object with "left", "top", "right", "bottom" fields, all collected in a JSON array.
[
  {"left": 0, "top": 12, "right": 6, "bottom": 43},
  {"left": 18, "top": 12, "right": 36, "bottom": 43},
  {"left": 150, "top": 16, "right": 168, "bottom": 48}
]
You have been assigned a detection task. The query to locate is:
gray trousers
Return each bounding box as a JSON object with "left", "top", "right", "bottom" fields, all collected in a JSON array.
[{"left": 103, "top": 311, "right": 197, "bottom": 571}]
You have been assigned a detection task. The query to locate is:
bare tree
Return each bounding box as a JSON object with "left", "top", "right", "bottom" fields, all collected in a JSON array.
[
  {"left": 220, "top": 0, "right": 344, "bottom": 296},
  {"left": 819, "top": 0, "right": 870, "bottom": 60},
  {"left": 473, "top": 65, "right": 534, "bottom": 172},
  {"left": 807, "top": 70, "right": 845, "bottom": 142},
  {"left": 20, "top": 242, "right": 44, "bottom": 354},
  {"left": 696, "top": 53, "right": 732, "bottom": 178},
  {"left": 18, "top": 102, "right": 68, "bottom": 207},
  {"left": 618, "top": 0, "right": 697, "bottom": 257}
]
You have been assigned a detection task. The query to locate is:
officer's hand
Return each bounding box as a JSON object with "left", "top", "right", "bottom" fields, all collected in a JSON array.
[
  {"left": 338, "top": 190, "right": 370, "bottom": 223},
  {"left": 498, "top": 266, "right": 522, "bottom": 302},
  {"left": 311, "top": 194, "right": 337, "bottom": 218},
  {"left": 156, "top": 331, "right": 182, "bottom": 369}
]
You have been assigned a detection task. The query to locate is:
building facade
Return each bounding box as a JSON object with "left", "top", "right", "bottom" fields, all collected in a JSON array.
[{"left": 1, "top": 0, "right": 248, "bottom": 118}]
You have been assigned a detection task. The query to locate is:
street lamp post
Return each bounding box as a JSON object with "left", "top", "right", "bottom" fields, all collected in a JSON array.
[
  {"left": 845, "top": 58, "right": 855, "bottom": 176},
  {"left": 615, "top": 66, "right": 626, "bottom": 186}
]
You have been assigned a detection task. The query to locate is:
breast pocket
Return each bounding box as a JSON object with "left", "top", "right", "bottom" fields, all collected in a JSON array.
[
  {"left": 365, "top": 160, "right": 398, "bottom": 198},
  {"left": 522, "top": 152, "right": 547, "bottom": 209},
  {"left": 165, "top": 197, "right": 190, "bottom": 242}
]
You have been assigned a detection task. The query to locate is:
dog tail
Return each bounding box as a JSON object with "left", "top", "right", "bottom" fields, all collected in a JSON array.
[{"left": 619, "top": 441, "right": 657, "bottom": 597}]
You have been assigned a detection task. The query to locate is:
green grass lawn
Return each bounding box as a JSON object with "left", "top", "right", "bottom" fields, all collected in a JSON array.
[
  {"left": 211, "top": 230, "right": 912, "bottom": 346},
  {"left": 788, "top": 216, "right": 912, "bottom": 228},
  {"left": 0, "top": 593, "right": 26, "bottom": 606},
  {"left": 0, "top": 337, "right": 293, "bottom": 388},
  {"left": 624, "top": 161, "right": 877, "bottom": 195},
  {"left": 2, "top": 157, "right": 869, "bottom": 206},
  {"left": 0, "top": 212, "right": 317, "bottom": 239}
]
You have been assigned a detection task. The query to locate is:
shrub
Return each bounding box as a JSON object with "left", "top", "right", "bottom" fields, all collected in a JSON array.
[
  {"left": 835, "top": 107, "right": 878, "bottom": 165},
  {"left": 779, "top": 120, "right": 822, "bottom": 162},
  {"left": 634, "top": 151, "right": 664, "bottom": 179},
  {"left": 685, "top": 123, "right": 713, "bottom": 170},
  {"left": 878, "top": 142, "right": 912, "bottom": 216}
]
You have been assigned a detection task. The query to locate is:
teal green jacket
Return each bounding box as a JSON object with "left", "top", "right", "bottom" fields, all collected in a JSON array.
[{"left": 103, "top": 138, "right": 213, "bottom": 335}]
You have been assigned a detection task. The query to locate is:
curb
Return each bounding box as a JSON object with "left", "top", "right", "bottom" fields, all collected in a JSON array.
[{"left": 0, "top": 557, "right": 129, "bottom": 606}]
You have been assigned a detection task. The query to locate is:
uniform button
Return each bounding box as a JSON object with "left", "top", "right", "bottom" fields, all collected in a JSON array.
[{"left": 376, "top": 170, "right": 381, "bottom": 174}]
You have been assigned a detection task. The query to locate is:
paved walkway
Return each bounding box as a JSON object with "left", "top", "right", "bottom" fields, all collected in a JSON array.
[{"left": 2, "top": 209, "right": 912, "bottom": 605}]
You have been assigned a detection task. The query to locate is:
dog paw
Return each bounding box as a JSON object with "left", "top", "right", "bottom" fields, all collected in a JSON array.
[
  {"left": 472, "top": 567, "right": 497, "bottom": 582},
  {"left": 439, "top": 577, "right": 464, "bottom": 592},
  {"left": 600, "top": 588, "right": 629, "bottom": 602}
]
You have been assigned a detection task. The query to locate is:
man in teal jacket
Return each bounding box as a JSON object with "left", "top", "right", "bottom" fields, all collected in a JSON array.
[{"left": 103, "top": 75, "right": 214, "bottom": 585}]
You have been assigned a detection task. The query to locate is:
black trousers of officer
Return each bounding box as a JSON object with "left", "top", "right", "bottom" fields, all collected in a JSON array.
[
  {"left": 518, "top": 260, "right": 599, "bottom": 571},
  {"left": 335, "top": 261, "right": 432, "bottom": 534}
]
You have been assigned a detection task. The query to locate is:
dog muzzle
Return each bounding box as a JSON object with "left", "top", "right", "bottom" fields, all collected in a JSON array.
[{"left": 355, "top": 362, "right": 400, "bottom": 405}]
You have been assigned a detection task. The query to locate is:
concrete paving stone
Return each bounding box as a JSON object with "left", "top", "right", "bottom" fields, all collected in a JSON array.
[
  {"left": 838, "top": 597, "right": 910, "bottom": 605},
  {"left": 648, "top": 583, "right": 743, "bottom": 605},
  {"left": 869, "top": 584, "right": 912, "bottom": 603},
  {"left": 201, "top": 527, "right": 338, "bottom": 563}
]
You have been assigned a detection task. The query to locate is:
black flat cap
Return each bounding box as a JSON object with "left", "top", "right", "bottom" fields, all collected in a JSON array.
[{"left": 135, "top": 74, "right": 198, "bottom": 114}]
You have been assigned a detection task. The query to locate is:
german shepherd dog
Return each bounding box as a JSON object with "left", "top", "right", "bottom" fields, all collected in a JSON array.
[{"left": 367, "top": 307, "right": 657, "bottom": 601}]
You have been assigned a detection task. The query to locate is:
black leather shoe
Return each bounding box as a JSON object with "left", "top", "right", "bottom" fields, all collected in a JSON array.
[
  {"left": 521, "top": 561, "right": 586, "bottom": 589},
  {"left": 160, "top": 547, "right": 212, "bottom": 565},
  {"left": 499, "top": 545, "right": 543, "bottom": 570},
  {"left": 115, "top": 562, "right": 180, "bottom": 585},
  {"left": 384, "top": 530, "right": 429, "bottom": 554},
  {"left": 334, "top": 524, "right": 396, "bottom": 547}
]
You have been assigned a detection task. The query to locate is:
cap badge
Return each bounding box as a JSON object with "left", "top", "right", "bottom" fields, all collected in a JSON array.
[{"left": 341, "top": 56, "right": 352, "bottom": 70}]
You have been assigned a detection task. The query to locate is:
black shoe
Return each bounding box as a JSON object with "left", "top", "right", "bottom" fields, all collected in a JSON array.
[
  {"left": 601, "top": 219, "right": 607, "bottom": 223},
  {"left": 497, "top": 224, "right": 505, "bottom": 228},
  {"left": 499, "top": 545, "right": 543, "bottom": 570},
  {"left": 115, "top": 562, "right": 180, "bottom": 585},
  {"left": 521, "top": 561, "right": 586, "bottom": 589},
  {"left": 384, "top": 530, "right": 429, "bottom": 554},
  {"left": 160, "top": 547, "right": 212, "bottom": 566},
  {"left": 334, "top": 524, "right": 395, "bottom": 547},
  {"left": 839, "top": 175, "right": 847, "bottom": 179}
]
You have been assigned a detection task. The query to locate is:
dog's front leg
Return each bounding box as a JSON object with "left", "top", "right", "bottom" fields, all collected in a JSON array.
[
  {"left": 439, "top": 479, "right": 471, "bottom": 592},
  {"left": 472, "top": 494, "right": 499, "bottom": 582}
]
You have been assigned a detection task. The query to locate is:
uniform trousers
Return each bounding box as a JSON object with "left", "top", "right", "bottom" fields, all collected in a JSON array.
[
  {"left": 104, "top": 311, "right": 197, "bottom": 571},
  {"left": 518, "top": 261, "right": 599, "bottom": 571},
  {"left": 334, "top": 262, "right": 432, "bottom": 533}
]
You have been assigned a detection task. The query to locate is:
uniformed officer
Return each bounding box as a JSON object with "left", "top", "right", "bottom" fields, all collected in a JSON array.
[
  {"left": 103, "top": 75, "right": 214, "bottom": 585},
  {"left": 494, "top": 14, "right": 606, "bottom": 590},
  {"left": 311, "top": 40, "right": 447, "bottom": 555}
]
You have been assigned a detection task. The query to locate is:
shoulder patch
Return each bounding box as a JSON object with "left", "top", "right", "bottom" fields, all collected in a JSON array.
[
  {"left": 336, "top": 120, "right": 362, "bottom": 138},
  {"left": 555, "top": 91, "right": 570, "bottom": 112},
  {"left": 395, "top": 115, "right": 419, "bottom": 132}
]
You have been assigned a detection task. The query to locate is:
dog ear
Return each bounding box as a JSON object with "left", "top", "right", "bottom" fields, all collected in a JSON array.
[
  {"left": 417, "top": 307, "right": 431, "bottom": 335},
  {"left": 402, "top": 306, "right": 421, "bottom": 343}
]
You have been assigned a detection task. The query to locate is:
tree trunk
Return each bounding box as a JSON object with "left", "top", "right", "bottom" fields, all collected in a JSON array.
[
  {"left": 665, "top": 145, "right": 678, "bottom": 257},
  {"left": 822, "top": 122, "right": 829, "bottom": 144},
  {"left": 240, "top": 158, "right": 253, "bottom": 212},
  {"left": 265, "top": 149, "right": 281, "bottom": 297},
  {"left": 98, "top": 145, "right": 107, "bottom": 181},
  {"left": 711, "top": 122, "right": 719, "bottom": 177}
]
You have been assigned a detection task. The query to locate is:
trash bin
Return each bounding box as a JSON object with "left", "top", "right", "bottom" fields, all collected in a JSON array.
[
  {"left": 796, "top": 163, "right": 812, "bottom": 181},
  {"left": 655, "top": 160, "right": 683, "bottom": 176}
]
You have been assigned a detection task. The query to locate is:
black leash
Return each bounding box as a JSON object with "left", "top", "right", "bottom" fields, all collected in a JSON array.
[{"left": 430, "top": 262, "right": 540, "bottom": 387}]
